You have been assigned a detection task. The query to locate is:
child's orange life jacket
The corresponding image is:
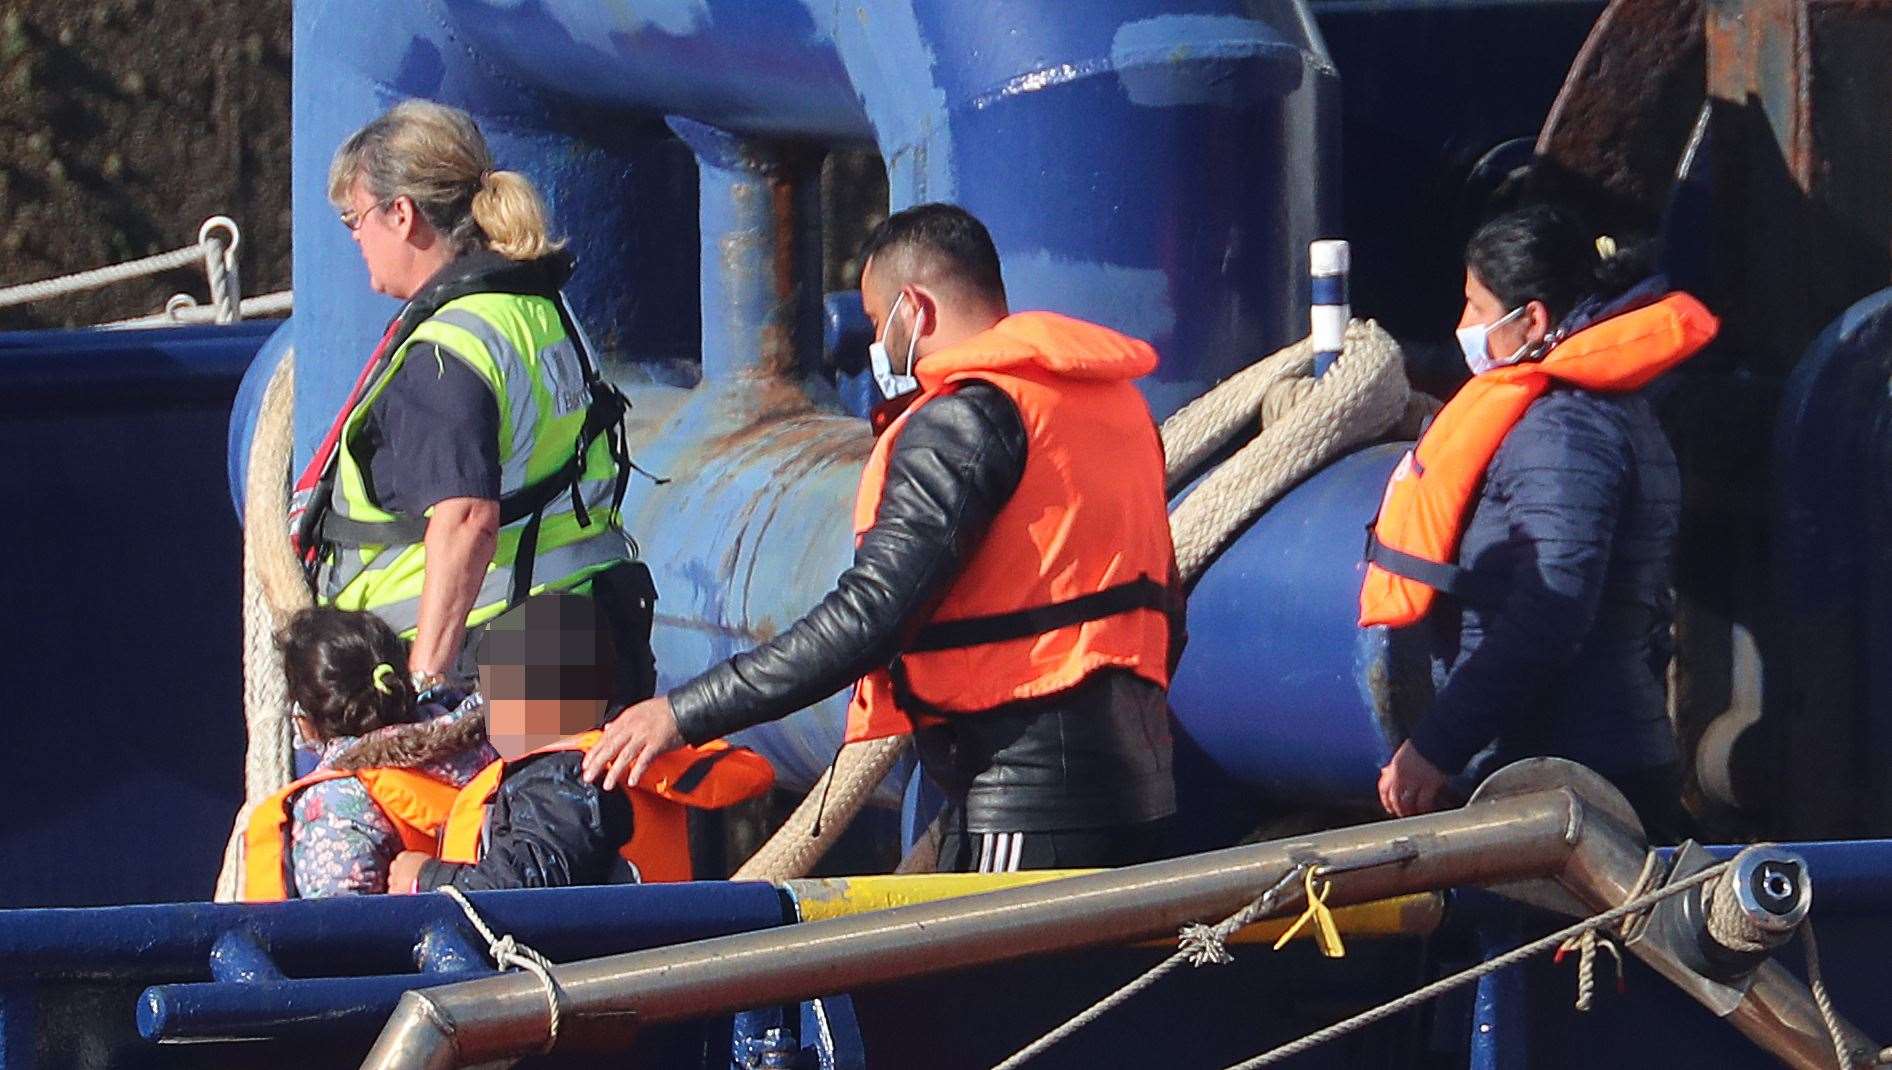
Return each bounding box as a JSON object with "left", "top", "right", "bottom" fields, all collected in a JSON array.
[
  {"left": 438, "top": 733, "right": 774, "bottom": 883},
  {"left": 242, "top": 766, "right": 462, "bottom": 901}
]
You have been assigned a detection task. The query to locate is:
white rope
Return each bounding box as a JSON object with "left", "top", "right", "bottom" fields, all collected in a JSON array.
[
  {"left": 1801, "top": 920, "right": 1892, "bottom": 1068},
  {"left": 1556, "top": 850, "right": 1657, "bottom": 1011},
  {"left": 1162, "top": 320, "right": 1414, "bottom": 585},
  {"left": 0, "top": 216, "right": 244, "bottom": 312},
  {"left": 199, "top": 217, "right": 242, "bottom": 324},
  {"left": 990, "top": 864, "right": 1313, "bottom": 1070},
  {"left": 105, "top": 290, "right": 292, "bottom": 329},
  {"left": 212, "top": 350, "right": 307, "bottom": 902},
  {"left": 732, "top": 735, "right": 910, "bottom": 882},
  {"left": 1223, "top": 859, "right": 1734, "bottom": 1069},
  {"left": 440, "top": 885, "right": 565, "bottom": 1053}
]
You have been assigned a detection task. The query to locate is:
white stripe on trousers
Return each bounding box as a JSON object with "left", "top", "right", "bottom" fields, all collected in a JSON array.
[{"left": 977, "top": 832, "right": 1026, "bottom": 873}]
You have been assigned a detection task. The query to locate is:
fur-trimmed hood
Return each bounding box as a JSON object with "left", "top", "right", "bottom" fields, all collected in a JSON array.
[{"left": 331, "top": 695, "right": 490, "bottom": 772}]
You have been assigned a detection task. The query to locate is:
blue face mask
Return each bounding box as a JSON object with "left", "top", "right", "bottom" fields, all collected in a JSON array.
[
  {"left": 868, "top": 293, "right": 922, "bottom": 400},
  {"left": 1455, "top": 305, "right": 1528, "bottom": 376}
]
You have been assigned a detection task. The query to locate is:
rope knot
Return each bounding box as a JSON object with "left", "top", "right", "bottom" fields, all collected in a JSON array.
[
  {"left": 1179, "top": 922, "right": 1235, "bottom": 967},
  {"left": 441, "top": 884, "right": 564, "bottom": 1052}
]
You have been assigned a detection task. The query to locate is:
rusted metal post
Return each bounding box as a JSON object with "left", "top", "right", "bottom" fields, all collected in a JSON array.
[{"left": 667, "top": 118, "right": 822, "bottom": 381}]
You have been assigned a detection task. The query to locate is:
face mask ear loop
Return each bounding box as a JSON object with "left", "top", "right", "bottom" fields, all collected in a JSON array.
[{"left": 903, "top": 301, "right": 923, "bottom": 377}]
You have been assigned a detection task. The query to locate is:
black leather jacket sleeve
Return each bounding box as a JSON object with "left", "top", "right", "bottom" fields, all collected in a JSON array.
[
  {"left": 668, "top": 382, "right": 1028, "bottom": 744},
  {"left": 415, "top": 751, "right": 635, "bottom": 891}
]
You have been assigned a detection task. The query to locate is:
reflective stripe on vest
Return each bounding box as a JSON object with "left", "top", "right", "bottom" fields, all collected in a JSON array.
[
  {"left": 240, "top": 766, "right": 462, "bottom": 902},
  {"left": 438, "top": 734, "right": 774, "bottom": 884},
  {"left": 1358, "top": 292, "right": 1719, "bottom": 628},
  {"left": 842, "top": 316, "right": 1177, "bottom": 744},
  {"left": 320, "top": 290, "right": 625, "bottom": 635}
]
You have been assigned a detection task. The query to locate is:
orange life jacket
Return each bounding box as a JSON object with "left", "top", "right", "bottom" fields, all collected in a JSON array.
[
  {"left": 437, "top": 732, "right": 774, "bottom": 883},
  {"left": 1359, "top": 292, "right": 1720, "bottom": 628},
  {"left": 844, "top": 311, "right": 1181, "bottom": 743},
  {"left": 241, "top": 766, "right": 462, "bottom": 902}
]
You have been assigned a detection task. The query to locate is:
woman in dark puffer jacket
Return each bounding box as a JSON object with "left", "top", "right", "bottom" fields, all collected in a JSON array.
[{"left": 1375, "top": 204, "right": 1710, "bottom": 842}]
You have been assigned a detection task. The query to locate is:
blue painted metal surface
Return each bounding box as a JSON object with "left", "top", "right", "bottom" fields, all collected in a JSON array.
[
  {"left": 274, "top": 0, "right": 1342, "bottom": 798},
  {"left": 1170, "top": 442, "right": 1423, "bottom": 804},
  {"left": 0, "top": 882, "right": 782, "bottom": 1054},
  {"left": 1772, "top": 287, "right": 1892, "bottom": 835},
  {"left": 0, "top": 323, "right": 267, "bottom": 909}
]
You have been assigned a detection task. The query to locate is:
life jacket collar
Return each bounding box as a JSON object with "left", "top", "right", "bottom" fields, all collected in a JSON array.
[{"left": 917, "top": 311, "right": 1158, "bottom": 391}]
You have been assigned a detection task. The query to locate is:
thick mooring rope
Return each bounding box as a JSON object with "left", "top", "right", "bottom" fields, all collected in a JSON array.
[
  {"left": 1163, "top": 320, "right": 1416, "bottom": 585},
  {"left": 213, "top": 350, "right": 309, "bottom": 902}
]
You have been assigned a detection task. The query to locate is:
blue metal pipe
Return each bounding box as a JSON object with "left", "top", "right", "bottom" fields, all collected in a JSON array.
[
  {"left": 666, "top": 118, "right": 820, "bottom": 382},
  {"left": 276, "top": 0, "right": 1342, "bottom": 801},
  {"left": 140, "top": 973, "right": 487, "bottom": 1042},
  {"left": 1168, "top": 443, "right": 1424, "bottom": 805},
  {"left": 0, "top": 882, "right": 786, "bottom": 980}
]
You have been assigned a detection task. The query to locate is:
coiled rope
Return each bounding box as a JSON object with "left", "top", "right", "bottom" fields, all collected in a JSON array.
[
  {"left": 741, "top": 323, "right": 1425, "bottom": 882},
  {"left": 0, "top": 216, "right": 245, "bottom": 323},
  {"left": 440, "top": 884, "right": 565, "bottom": 1053},
  {"left": 212, "top": 349, "right": 310, "bottom": 902}
]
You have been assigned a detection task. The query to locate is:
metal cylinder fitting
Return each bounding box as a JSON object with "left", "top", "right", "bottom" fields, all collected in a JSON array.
[{"left": 1715, "top": 847, "right": 1812, "bottom": 948}]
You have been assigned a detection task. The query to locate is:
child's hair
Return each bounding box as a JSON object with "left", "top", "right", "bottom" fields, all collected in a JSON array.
[{"left": 277, "top": 608, "right": 418, "bottom": 741}]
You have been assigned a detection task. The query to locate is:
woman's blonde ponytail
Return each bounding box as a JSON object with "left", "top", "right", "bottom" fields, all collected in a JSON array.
[
  {"left": 471, "top": 169, "right": 562, "bottom": 262},
  {"left": 329, "top": 100, "right": 564, "bottom": 262}
]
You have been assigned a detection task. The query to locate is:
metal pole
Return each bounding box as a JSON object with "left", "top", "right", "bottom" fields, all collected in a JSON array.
[
  {"left": 361, "top": 759, "right": 1876, "bottom": 1070},
  {"left": 1310, "top": 239, "right": 1349, "bottom": 377},
  {"left": 363, "top": 788, "right": 1582, "bottom": 1069}
]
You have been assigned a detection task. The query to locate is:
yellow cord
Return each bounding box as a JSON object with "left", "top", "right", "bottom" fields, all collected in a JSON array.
[{"left": 1272, "top": 868, "right": 1347, "bottom": 958}]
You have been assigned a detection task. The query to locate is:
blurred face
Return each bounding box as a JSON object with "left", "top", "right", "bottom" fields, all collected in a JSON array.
[
  {"left": 343, "top": 175, "right": 420, "bottom": 300},
  {"left": 479, "top": 665, "right": 607, "bottom": 760},
  {"left": 477, "top": 606, "right": 613, "bottom": 760}
]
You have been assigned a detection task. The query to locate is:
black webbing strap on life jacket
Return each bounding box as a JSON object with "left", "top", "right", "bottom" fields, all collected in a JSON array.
[
  {"left": 905, "top": 574, "right": 1184, "bottom": 654},
  {"left": 1362, "top": 529, "right": 1503, "bottom": 609},
  {"left": 669, "top": 747, "right": 738, "bottom": 796},
  {"left": 888, "top": 574, "right": 1185, "bottom": 719},
  {"left": 316, "top": 294, "right": 637, "bottom": 612}
]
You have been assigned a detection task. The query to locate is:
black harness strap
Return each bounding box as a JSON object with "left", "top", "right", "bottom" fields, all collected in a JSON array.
[
  {"left": 317, "top": 292, "right": 641, "bottom": 612},
  {"left": 906, "top": 574, "right": 1183, "bottom": 654}
]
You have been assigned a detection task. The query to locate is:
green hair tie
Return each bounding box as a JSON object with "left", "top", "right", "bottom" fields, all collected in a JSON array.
[{"left": 372, "top": 662, "right": 399, "bottom": 696}]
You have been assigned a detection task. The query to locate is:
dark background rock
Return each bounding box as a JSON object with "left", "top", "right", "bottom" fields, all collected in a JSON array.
[{"left": 0, "top": 0, "right": 290, "bottom": 329}]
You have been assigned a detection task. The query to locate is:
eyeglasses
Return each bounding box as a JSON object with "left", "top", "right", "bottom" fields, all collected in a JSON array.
[{"left": 339, "top": 198, "right": 395, "bottom": 231}]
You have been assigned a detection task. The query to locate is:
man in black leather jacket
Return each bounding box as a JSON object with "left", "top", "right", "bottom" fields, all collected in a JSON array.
[{"left": 584, "top": 205, "right": 1177, "bottom": 871}]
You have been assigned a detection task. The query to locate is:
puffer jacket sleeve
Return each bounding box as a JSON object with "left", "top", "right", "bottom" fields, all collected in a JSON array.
[
  {"left": 1407, "top": 391, "right": 1630, "bottom": 773},
  {"left": 417, "top": 753, "right": 634, "bottom": 891},
  {"left": 667, "top": 382, "right": 1028, "bottom": 744}
]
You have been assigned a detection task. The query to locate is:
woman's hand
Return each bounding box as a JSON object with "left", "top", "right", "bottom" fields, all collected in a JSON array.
[
  {"left": 582, "top": 695, "right": 684, "bottom": 791},
  {"left": 388, "top": 850, "right": 431, "bottom": 894},
  {"left": 1378, "top": 740, "right": 1449, "bottom": 817}
]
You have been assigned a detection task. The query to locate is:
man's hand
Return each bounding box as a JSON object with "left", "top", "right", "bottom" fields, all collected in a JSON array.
[
  {"left": 388, "top": 850, "right": 431, "bottom": 895},
  {"left": 582, "top": 695, "right": 685, "bottom": 791},
  {"left": 1378, "top": 740, "right": 1449, "bottom": 818}
]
